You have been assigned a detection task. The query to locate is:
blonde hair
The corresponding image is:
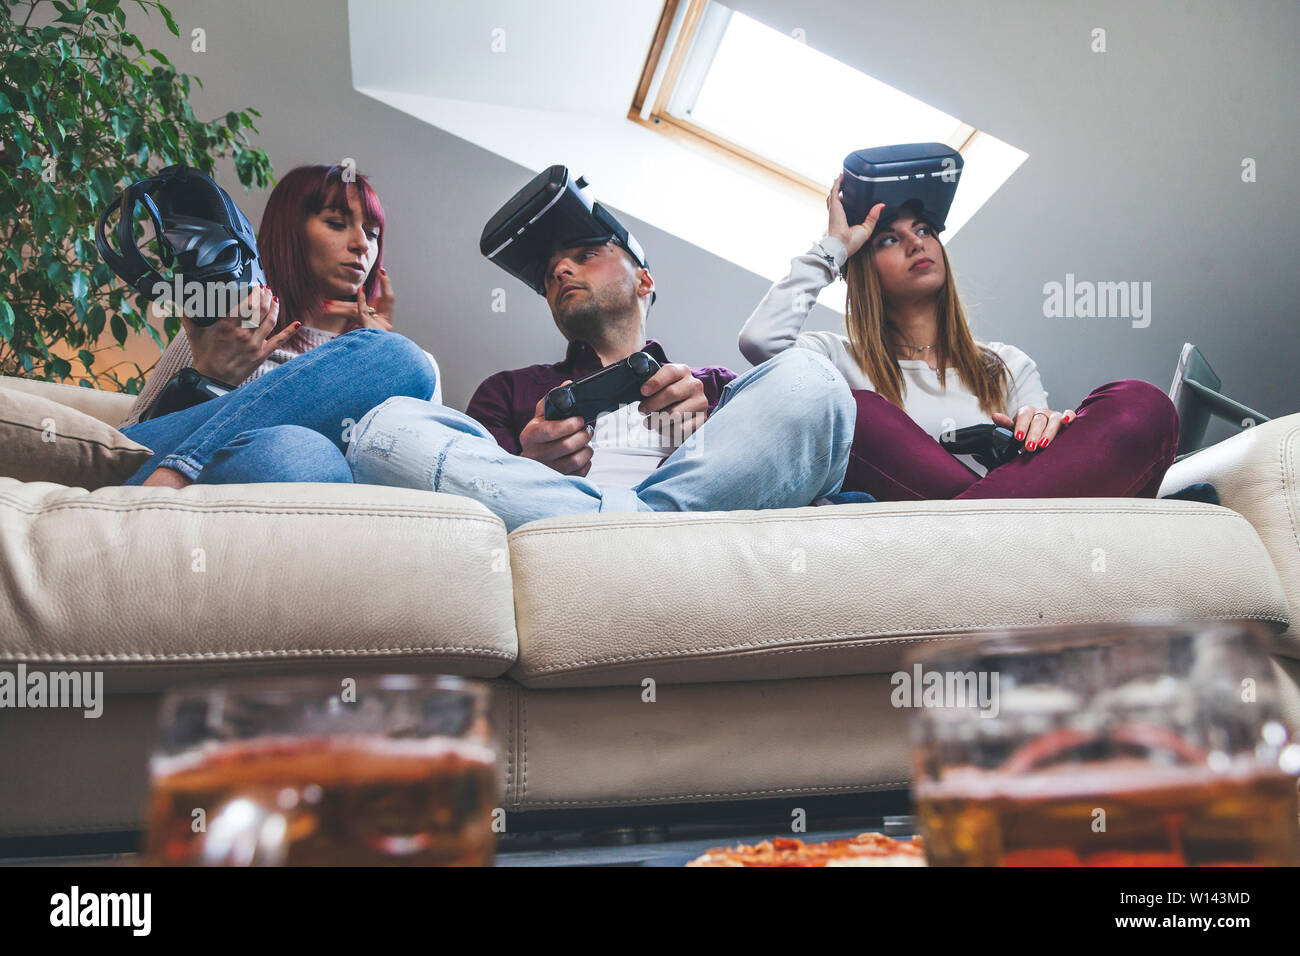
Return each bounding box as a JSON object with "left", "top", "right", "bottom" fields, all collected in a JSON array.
[{"left": 843, "top": 237, "right": 1013, "bottom": 416}]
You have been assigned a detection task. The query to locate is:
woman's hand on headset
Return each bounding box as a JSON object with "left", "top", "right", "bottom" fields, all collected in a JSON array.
[
  {"left": 185, "top": 286, "right": 301, "bottom": 386},
  {"left": 827, "top": 173, "right": 886, "bottom": 258}
]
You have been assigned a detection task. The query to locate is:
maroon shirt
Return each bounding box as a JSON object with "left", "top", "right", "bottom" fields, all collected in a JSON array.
[{"left": 466, "top": 338, "right": 737, "bottom": 454}]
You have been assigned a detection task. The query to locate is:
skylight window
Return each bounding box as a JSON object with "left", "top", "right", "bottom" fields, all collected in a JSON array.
[{"left": 632, "top": 0, "right": 1027, "bottom": 236}]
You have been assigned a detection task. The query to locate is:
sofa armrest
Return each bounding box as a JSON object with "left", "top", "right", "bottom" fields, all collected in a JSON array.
[{"left": 1160, "top": 412, "right": 1300, "bottom": 642}]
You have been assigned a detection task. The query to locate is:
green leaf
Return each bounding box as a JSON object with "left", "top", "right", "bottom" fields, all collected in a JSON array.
[
  {"left": 85, "top": 304, "right": 106, "bottom": 338},
  {"left": 159, "top": 5, "right": 181, "bottom": 37},
  {"left": 110, "top": 313, "right": 127, "bottom": 346},
  {"left": 225, "top": 111, "right": 239, "bottom": 130},
  {"left": 0, "top": 300, "right": 14, "bottom": 340},
  {"left": 45, "top": 260, "right": 70, "bottom": 284},
  {"left": 89, "top": 167, "right": 117, "bottom": 202},
  {"left": 70, "top": 271, "right": 89, "bottom": 301},
  {"left": 78, "top": 348, "right": 96, "bottom": 368}
]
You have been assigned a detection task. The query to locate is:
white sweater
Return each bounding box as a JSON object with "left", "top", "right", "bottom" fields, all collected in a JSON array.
[
  {"left": 739, "top": 236, "right": 1049, "bottom": 477},
  {"left": 120, "top": 325, "right": 442, "bottom": 428}
]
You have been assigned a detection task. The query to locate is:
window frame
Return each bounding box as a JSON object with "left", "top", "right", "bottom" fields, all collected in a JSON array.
[{"left": 629, "top": 0, "right": 980, "bottom": 204}]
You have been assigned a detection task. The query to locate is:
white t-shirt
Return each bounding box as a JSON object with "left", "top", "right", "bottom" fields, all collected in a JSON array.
[
  {"left": 583, "top": 401, "right": 678, "bottom": 489},
  {"left": 739, "top": 236, "right": 1049, "bottom": 476}
]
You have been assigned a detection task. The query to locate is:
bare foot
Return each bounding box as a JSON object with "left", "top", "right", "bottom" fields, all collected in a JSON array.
[{"left": 141, "top": 466, "right": 194, "bottom": 489}]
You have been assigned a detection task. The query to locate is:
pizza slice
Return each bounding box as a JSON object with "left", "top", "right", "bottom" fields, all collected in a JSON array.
[{"left": 687, "top": 831, "right": 926, "bottom": 867}]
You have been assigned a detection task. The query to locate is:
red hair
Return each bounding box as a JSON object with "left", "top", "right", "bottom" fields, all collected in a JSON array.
[{"left": 257, "top": 164, "right": 385, "bottom": 349}]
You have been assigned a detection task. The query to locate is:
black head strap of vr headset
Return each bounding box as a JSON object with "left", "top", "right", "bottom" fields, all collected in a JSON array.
[{"left": 94, "top": 164, "right": 259, "bottom": 301}]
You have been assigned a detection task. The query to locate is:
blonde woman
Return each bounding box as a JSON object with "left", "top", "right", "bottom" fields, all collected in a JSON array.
[{"left": 739, "top": 176, "right": 1178, "bottom": 501}]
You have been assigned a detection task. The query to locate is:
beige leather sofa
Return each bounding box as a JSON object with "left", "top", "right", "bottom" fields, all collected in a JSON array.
[{"left": 2, "top": 373, "right": 1299, "bottom": 847}]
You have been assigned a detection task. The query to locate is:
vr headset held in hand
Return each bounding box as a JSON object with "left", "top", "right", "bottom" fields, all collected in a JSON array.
[
  {"left": 95, "top": 165, "right": 265, "bottom": 420},
  {"left": 839, "top": 142, "right": 964, "bottom": 234},
  {"left": 480, "top": 165, "right": 655, "bottom": 304},
  {"left": 95, "top": 164, "right": 265, "bottom": 326}
]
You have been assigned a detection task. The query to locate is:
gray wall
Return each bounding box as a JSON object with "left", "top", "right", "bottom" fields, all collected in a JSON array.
[{"left": 127, "top": 0, "right": 1298, "bottom": 442}]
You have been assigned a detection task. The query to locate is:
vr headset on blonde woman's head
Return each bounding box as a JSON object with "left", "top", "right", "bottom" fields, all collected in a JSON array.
[
  {"left": 480, "top": 165, "right": 655, "bottom": 304},
  {"left": 840, "top": 143, "right": 964, "bottom": 234}
]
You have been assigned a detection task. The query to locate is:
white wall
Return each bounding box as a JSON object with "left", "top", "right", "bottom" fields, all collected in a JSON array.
[{"left": 124, "top": 0, "right": 1298, "bottom": 439}]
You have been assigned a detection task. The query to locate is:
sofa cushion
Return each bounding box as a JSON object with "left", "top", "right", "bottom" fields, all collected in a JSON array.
[
  {"left": 506, "top": 499, "right": 1291, "bottom": 688},
  {"left": 0, "top": 374, "right": 135, "bottom": 428},
  {"left": 0, "top": 479, "right": 519, "bottom": 690},
  {"left": 0, "top": 386, "right": 152, "bottom": 489}
]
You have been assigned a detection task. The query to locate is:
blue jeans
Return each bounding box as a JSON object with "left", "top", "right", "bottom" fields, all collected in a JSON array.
[
  {"left": 119, "top": 329, "right": 439, "bottom": 485},
  {"left": 346, "top": 348, "right": 856, "bottom": 532}
]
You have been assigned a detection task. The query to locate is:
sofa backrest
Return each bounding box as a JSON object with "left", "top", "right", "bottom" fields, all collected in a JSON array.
[{"left": 0, "top": 374, "right": 135, "bottom": 428}]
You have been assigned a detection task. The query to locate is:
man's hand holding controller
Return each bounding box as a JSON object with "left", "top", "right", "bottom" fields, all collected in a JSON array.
[
  {"left": 521, "top": 381, "right": 594, "bottom": 477},
  {"left": 636, "top": 362, "right": 708, "bottom": 445},
  {"left": 521, "top": 364, "right": 709, "bottom": 476}
]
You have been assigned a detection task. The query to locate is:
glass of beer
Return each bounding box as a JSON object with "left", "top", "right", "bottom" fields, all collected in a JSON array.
[
  {"left": 909, "top": 616, "right": 1300, "bottom": 866},
  {"left": 145, "top": 675, "right": 498, "bottom": 866}
]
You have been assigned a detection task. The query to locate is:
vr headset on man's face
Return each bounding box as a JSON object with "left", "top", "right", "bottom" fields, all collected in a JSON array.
[
  {"left": 839, "top": 142, "right": 964, "bottom": 234},
  {"left": 480, "top": 165, "right": 654, "bottom": 303}
]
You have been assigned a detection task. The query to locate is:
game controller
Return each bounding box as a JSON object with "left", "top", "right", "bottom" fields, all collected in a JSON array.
[
  {"left": 941, "top": 423, "right": 1023, "bottom": 471},
  {"left": 544, "top": 351, "right": 661, "bottom": 423}
]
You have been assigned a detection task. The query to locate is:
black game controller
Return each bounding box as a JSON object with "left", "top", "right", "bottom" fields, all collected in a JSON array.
[
  {"left": 544, "top": 351, "right": 662, "bottom": 423},
  {"left": 941, "top": 423, "right": 1023, "bottom": 471}
]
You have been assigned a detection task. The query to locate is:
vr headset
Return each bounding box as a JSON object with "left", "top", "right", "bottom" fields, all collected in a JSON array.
[
  {"left": 480, "top": 165, "right": 654, "bottom": 304},
  {"left": 840, "top": 142, "right": 964, "bottom": 234},
  {"left": 95, "top": 164, "right": 265, "bottom": 326}
]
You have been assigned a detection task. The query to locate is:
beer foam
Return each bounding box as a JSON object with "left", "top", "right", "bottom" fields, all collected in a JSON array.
[
  {"left": 151, "top": 733, "right": 496, "bottom": 779},
  {"left": 916, "top": 757, "right": 1291, "bottom": 802}
]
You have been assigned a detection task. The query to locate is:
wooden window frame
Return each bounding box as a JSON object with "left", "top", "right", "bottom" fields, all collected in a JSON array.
[{"left": 630, "top": 0, "right": 976, "bottom": 204}]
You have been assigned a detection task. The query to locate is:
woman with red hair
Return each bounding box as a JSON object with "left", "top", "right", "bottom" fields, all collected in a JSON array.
[{"left": 119, "top": 164, "right": 440, "bottom": 487}]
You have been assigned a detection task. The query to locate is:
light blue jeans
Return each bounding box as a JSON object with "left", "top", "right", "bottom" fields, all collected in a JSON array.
[
  {"left": 346, "top": 348, "right": 856, "bottom": 532},
  {"left": 119, "top": 328, "right": 439, "bottom": 484}
]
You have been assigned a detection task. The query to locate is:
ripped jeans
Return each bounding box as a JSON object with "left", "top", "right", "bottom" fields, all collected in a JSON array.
[{"left": 346, "top": 348, "right": 857, "bottom": 533}]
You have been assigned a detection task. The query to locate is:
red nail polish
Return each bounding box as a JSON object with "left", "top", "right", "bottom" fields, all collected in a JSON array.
[
  {"left": 1063, "top": 415, "right": 1071, "bottom": 423},
  {"left": 1026, "top": 441, "right": 1036, "bottom": 451},
  {"left": 1041, "top": 438, "right": 1050, "bottom": 448},
  {"left": 1015, "top": 431, "right": 1024, "bottom": 441}
]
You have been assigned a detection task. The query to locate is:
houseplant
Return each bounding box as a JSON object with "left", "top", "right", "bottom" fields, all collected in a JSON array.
[{"left": 0, "top": 0, "right": 271, "bottom": 391}]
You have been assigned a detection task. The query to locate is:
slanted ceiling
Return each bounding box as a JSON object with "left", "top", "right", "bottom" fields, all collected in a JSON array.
[{"left": 348, "top": 0, "right": 842, "bottom": 307}]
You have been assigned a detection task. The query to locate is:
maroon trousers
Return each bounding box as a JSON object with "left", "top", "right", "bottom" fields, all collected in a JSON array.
[{"left": 841, "top": 379, "right": 1180, "bottom": 501}]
